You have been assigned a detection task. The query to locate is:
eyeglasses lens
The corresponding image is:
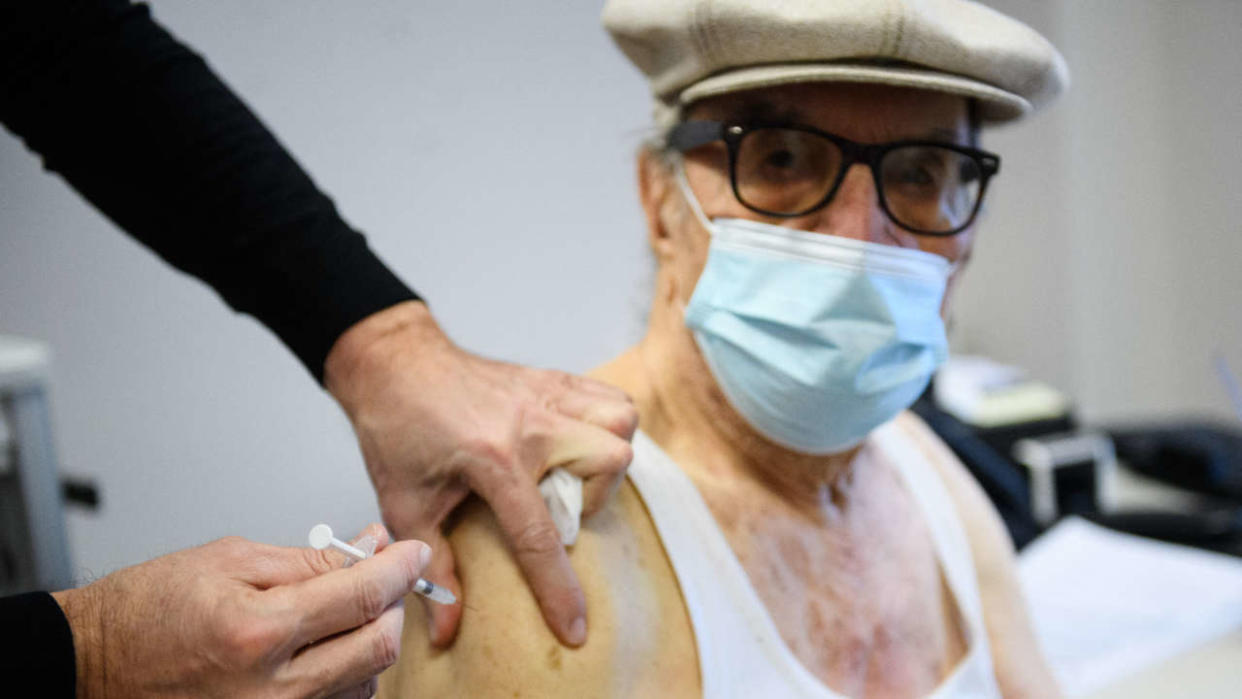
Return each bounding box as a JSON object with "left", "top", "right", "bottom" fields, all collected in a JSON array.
[
  {"left": 735, "top": 128, "right": 841, "bottom": 217},
  {"left": 879, "top": 146, "right": 982, "bottom": 233},
  {"left": 734, "top": 129, "right": 983, "bottom": 233}
]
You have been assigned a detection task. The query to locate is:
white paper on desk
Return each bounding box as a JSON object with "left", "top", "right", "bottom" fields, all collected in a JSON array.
[{"left": 1018, "top": 517, "right": 1242, "bottom": 697}]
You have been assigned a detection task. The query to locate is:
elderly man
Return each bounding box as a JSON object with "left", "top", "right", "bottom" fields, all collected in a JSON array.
[{"left": 381, "top": 1, "right": 1067, "bottom": 697}]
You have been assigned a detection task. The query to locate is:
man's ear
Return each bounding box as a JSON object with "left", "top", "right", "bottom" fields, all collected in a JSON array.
[{"left": 637, "top": 148, "right": 676, "bottom": 262}]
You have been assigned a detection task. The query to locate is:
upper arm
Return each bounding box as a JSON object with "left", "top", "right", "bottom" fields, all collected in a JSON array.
[
  {"left": 899, "top": 414, "right": 1061, "bottom": 699},
  {"left": 378, "top": 480, "right": 699, "bottom": 699}
]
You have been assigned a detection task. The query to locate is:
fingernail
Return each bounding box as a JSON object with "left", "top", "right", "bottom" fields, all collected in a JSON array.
[
  {"left": 354, "top": 535, "right": 378, "bottom": 558},
  {"left": 418, "top": 544, "right": 432, "bottom": 569},
  {"left": 568, "top": 616, "right": 587, "bottom": 646}
]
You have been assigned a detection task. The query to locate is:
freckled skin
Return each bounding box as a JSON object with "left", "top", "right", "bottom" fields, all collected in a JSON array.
[
  {"left": 379, "top": 83, "right": 1058, "bottom": 699},
  {"left": 687, "top": 437, "right": 966, "bottom": 696}
]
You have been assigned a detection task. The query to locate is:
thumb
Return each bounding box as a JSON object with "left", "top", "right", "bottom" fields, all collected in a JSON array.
[
  {"left": 544, "top": 415, "right": 634, "bottom": 517},
  {"left": 230, "top": 521, "right": 392, "bottom": 589},
  {"left": 346, "top": 522, "right": 392, "bottom": 561},
  {"left": 419, "top": 529, "right": 463, "bottom": 648}
]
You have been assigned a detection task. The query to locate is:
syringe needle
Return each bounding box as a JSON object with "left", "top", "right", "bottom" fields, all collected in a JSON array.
[{"left": 414, "top": 578, "right": 457, "bottom": 605}]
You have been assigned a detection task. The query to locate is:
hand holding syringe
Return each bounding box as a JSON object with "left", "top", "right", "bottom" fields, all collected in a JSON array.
[{"left": 309, "top": 523, "right": 457, "bottom": 605}]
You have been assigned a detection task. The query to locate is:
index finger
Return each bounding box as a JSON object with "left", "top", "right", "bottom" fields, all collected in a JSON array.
[
  {"left": 279, "top": 540, "right": 431, "bottom": 647},
  {"left": 469, "top": 467, "right": 587, "bottom": 647},
  {"left": 552, "top": 388, "right": 639, "bottom": 441},
  {"left": 547, "top": 370, "right": 633, "bottom": 404}
]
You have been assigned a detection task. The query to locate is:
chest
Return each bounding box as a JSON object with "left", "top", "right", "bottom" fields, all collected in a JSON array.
[{"left": 697, "top": 468, "right": 968, "bottom": 697}]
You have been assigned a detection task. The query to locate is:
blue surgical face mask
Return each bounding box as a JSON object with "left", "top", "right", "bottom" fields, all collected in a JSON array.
[{"left": 675, "top": 164, "right": 953, "bottom": 454}]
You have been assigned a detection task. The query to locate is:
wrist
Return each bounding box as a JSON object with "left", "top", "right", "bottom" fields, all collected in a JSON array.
[
  {"left": 52, "top": 585, "right": 105, "bottom": 698},
  {"left": 324, "top": 301, "right": 445, "bottom": 413}
]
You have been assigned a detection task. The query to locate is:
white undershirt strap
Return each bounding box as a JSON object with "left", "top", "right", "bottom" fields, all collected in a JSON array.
[{"left": 626, "top": 417, "right": 999, "bottom": 698}]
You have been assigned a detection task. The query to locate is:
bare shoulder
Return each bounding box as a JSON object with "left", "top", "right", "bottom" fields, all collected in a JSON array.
[
  {"left": 378, "top": 479, "right": 699, "bottom": 698},
  {"left": 894, "top": 412, "right": 1062, "bottom": 698}
]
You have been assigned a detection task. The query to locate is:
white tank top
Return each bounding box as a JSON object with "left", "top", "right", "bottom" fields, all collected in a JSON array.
[{"left": 626, "top": 416, "right": 1001, "bottom": 698}]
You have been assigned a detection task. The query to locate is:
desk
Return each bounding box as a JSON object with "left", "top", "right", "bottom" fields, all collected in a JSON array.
[
  {"left": 1087, "top": 627, "right": 1242, "bottom": 698},
  {"left": 1084, "top": 465, "right": 1242, "bottom": 695},
  {"left": 1020, "top": 474, "right": 1242, "bottom": 697}
]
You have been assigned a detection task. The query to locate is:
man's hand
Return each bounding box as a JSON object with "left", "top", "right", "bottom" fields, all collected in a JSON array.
[
  {"left": 324, "top": 301, "right": 638, "bottom": 648},
  {"left": 52, "top": 524, "right": 429, "bottom": 699}
]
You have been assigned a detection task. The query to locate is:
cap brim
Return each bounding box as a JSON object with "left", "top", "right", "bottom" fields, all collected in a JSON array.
[{"left": 679, "top": 63, "right": 1030, "bottom": 123}]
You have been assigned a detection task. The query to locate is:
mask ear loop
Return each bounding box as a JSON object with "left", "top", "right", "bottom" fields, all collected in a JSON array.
[
  {"left": 669, "top": 155, "right": 717, "bottom": 318},
  {"left": 672, "top": 155, "right": 716, "bottom": 236}
]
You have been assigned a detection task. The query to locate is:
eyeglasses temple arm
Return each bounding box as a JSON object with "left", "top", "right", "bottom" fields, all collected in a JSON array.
[{"left": 666, "top": 120, "right": 725, "bottom": 152}]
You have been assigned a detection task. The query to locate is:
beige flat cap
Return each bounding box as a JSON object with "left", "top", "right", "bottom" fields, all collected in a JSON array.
[{"left": 602, "top": 0, "right": 1069, "bottom": 124}]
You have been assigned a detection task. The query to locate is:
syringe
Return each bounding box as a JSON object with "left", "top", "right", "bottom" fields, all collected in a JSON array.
[{"left": 308, "top": 523, "right": 456, "bottom": 605}]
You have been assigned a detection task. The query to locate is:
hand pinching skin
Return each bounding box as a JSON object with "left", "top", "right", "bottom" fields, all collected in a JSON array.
[{"left": 326, "top": 301, "right": 638, "bottom": 647}]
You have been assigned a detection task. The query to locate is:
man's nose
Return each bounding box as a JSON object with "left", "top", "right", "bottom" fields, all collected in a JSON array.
[{"left": 803, "top": 164, "right": 893, "bottom": 245}]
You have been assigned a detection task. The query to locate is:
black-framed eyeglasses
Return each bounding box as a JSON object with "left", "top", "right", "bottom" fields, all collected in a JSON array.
[{"left": 667, "top": 120, "right": 1001, "bottom": 236}]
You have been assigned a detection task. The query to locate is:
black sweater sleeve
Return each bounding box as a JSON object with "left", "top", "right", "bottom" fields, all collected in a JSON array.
[
  {"left": 0, "top": 0, "right": 419, "bottom": 381},
  {"left": 0, "top": 592, "right": 76, "bottom": 697}
]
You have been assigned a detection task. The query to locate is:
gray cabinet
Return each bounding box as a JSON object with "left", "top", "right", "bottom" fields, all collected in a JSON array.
[{"left": 0, "top": 336, "right": 73, "bottom": 594}]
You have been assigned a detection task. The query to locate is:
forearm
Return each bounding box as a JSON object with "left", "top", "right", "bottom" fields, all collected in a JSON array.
[
  {"left": 0, "top": 0, "right": 418, "bottom": 380},
  {"left": 325, "top": 300, "right": 442, "bottom": 414}
]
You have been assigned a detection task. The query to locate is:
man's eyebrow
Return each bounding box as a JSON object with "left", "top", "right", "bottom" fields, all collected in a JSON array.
[
  {"left": 922, "top": 127, "right": 967, "bottom": 143},
  {"left": 728, "top": 99, "right": 803, "bottom": 124},
  {"left": 711, "top": 102, "right": 969, "bottom": 144}
]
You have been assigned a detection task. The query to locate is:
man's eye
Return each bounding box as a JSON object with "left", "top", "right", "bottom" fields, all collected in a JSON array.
[
  {"left": 893, "top": 154, "right": 950, "bottom": 187},
  {"left": 904, "top": 167, "right": 932, "bottom": 183},
  {"left": 763, "top": 149, "right": 796, "bottom": 169}
]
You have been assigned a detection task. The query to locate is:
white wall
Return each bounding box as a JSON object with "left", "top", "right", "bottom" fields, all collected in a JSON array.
[
  {"left": 956, "top": 0, "right": 1242, "bottom": 425},
  {"left": 1, "top": 1, "right": 1239, "bottom": 579},
  {"left": 1057, "top": 0, "right": 1242, "bottom": 423},
  {"left": 951, "top": 0, "right": 1077, "bottom": 391}
]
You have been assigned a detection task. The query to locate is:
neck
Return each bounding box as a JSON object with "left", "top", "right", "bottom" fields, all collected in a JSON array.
[{"left": 592, "top": 292, "right": 864, "bottom": 520}]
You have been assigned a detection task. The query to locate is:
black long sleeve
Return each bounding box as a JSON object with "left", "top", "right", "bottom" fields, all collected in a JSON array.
[
  {"left": 0, "top": 0, "right": 419, "bottom": 381},
  {"left": 0, "top": 592, "right": 76, "bottom": 697}
]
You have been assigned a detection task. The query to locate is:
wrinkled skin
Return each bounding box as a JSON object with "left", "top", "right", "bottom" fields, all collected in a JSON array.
[{"left": 52, "top": 524, "right": 429, "bottom": 699}]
